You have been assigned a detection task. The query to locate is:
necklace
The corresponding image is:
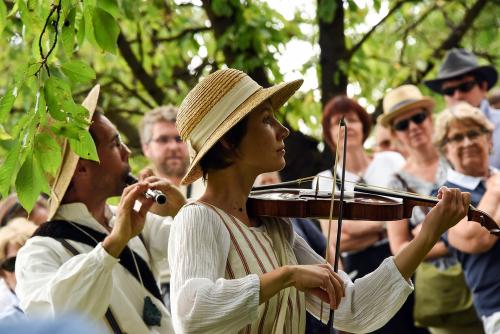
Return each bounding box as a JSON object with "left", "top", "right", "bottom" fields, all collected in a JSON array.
[{"left": 67, "top": 221, "right": 162, "bottom": 327}]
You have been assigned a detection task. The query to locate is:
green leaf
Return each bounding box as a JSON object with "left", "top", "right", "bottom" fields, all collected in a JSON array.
[
  {"left": 318, "top": 0, "right": 337, "bottom": 23},
  {"left": 0, "top": 87, "right": 17, "bottom": 120},
  {"left": 68, "top": 129, "right": 99, "bottom": 161},
  {"left": 0, "top": 140, "right": 20, "bottom": 197},
  {"left": 77, "top": 11, "right": 86, "bottom": 45},
  {"left": 50, "top": 122, "right": 82, "bottom": 140},
  {"left": 120, "top": 0, "right": 138, "bottom": 20},
  {"left": 37, "top": 90, "right": 48, "bottom": 126},
  {"left": 61, "top": 60, "right": 96, "bottom": 83},
  {"left": 34, "top": 133, "right": 62, "bottom": 177},
  {"left": 44, "top": 77, "right": 73, "bottom": 121},
  {"left": 0, "top": 124, "right": 11, "bottom": 140},
  {"left": 212, "top": 0, "right": 233, "bottom": 17},
  {"left": 0, "top": 0, "right": 7, "bottom": 34},
  {"left": 97, "top": 0, "right": 120, "bottom": 18},
  {"left": 16, "top": 153, "right": 49, "bottom": 213},
  {"left": 61, "top": 6, "right": 77, "bottom": 56},
  {"left": 92, "top": 7, "right": 120, "bottom": 53}
]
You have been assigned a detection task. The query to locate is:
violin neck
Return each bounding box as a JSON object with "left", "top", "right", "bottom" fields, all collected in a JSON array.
[{"left": 352, "top": 184, "right": 438, "bottom": 206}]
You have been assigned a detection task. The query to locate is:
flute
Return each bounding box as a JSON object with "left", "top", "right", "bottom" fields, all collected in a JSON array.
[{"left": 125, "top": 174, "right": 167, "bottom": 205}]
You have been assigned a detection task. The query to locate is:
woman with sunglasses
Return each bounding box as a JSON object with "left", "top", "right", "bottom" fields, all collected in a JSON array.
[
  {"left": 431, "top": 102, "right": 500, "bottom": 334},
  {"left": 168, "top": 69, "right": 471, "bottom": 333},
  {"left": 0, "top": 218, "right": 37, "bottom": 321},
  {"left": 379, "top": 85, "right": 483, "bottom": 334}
]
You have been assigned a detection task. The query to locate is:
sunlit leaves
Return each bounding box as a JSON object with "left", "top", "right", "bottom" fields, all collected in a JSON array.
[
  {"left": 0, "top": 87, "right": 17, "bottom": 120},
  {"left": 92, "top": 7, "right": 120, "bottom": 53},
  {"left": 34, "top": 133, "right": 62, "bottom": 177},
  {"left": 61, "top": 60, "right": 96, "bottom": 83},
  {"left": 97, "top": 0, "right": 120, "bottom": 18},
  {"left": 0, "top": 1, "right": 7, "bottom": 35},
  {"left": 16, "top": 152, "right": 49, "bottom": 213},
  {"left": 44, "top": 77, "right": 73, "bottom": 121},
  {"left": 61, "top": 6, "right": 77, "bottom": 56},
  {"left": 68, "top": 130, "right": 99, "bottom": 162},
  {"left": 0, "top": 140, "right": 21, "bottom": 198}
]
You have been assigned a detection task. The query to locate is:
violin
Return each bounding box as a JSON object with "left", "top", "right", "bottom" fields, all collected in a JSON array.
[{"left": 247, "top": 182, "right": 500, "bottom": 236}]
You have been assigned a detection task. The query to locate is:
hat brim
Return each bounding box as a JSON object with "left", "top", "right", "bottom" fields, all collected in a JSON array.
[
  {"left": 378, "top": 98, "right": 435, "bottom": 128},
  {"left": 424, "top": 65, "right": 498, "bottom": 94},
  {"left": 47, "top": 85, "right": 100, "bottom": 220},
  {"left": 181, "top": 79, "right": 303, "bottom": 185}
]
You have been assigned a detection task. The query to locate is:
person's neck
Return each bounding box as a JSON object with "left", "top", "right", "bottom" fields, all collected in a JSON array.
[
  {"left": 200, "top": 167, "right": 256, "bottom": 227},
  {"left": 62, "top": 191, "right": 111, "bottom": 231},
  {"left": 84, "top": 201, "right": 110, "bottom": 231},
  {"left": 407, "top": 144, "right": 439, "bottom": 167},
  {"left": 338, "top": 146, "right": 370, "bottom": 176}
]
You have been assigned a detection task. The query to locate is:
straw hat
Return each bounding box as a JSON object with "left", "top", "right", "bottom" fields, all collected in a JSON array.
[
  {"left": 425, "top": 48, "right": 498, "bottom": 94},
  {"left": 378, "top": 84, "right": 435, "bottom": 127},
  {"left": 177, "top": 68, "right": 303, "bottom": 185},
  {"left": 47, "top": 85, "right": 100, "bottom": 220}
]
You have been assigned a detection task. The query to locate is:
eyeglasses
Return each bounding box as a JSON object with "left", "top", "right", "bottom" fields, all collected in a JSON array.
[
  {"left": 445, "top": 129, "right": 487, "bottom": 145},
  {"left": 151, "top": 135, "right": 182, "bottom": 145},
  {"left": 393, "top": 111, "right": 428, "bottom": 132},
  {"left": 0, "top": 256, "right": 16, "bottom": 272},
  {"left": 442, "top": 80, "right": 477, "bottom": 97}
]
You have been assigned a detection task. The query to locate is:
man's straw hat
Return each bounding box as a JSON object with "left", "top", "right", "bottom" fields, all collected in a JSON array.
[
  {"left": 177, "top": 68, "right": 303, "bottom": 185},
  {"left": 378, "top": 84, "right": 435, "bottom": 127},
  {"left": 47, "top": 85, "right": 100, "bottom": 220}
]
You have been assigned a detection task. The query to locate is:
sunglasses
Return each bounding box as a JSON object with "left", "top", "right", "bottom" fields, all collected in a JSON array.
[
  {"left": 445, "top": 129, "right": 487, "bottom": 145},
  {"left": 0, "top": 256, "right": 16, "bottom": 272},
  {"left": 442, "top": 80, "right": 477, "bottom": 97},
  {"left": 393, "top": 111, "right": 428, "bottom": 132}
]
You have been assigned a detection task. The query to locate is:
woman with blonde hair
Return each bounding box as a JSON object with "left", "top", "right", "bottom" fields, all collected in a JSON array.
[
  {"left": 168, "top": 68, "right": 471, "bottom": 333},
  {"left": 432, "top": 102, "right": 500, "bottom": 334}
]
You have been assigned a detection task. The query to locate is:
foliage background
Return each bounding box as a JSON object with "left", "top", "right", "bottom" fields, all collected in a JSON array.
[{"left": 0, "top": 0, "right": 498, "bottom": 211}]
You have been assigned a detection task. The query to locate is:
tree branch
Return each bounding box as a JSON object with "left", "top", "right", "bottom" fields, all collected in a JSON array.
[
  {"left": 117, "top": 32, "right": 165, "bottom": 104},
  {"left": 348, "top": 0, "right": 407, "bottom": 59},
  {"left": 404, "top": 0, "right": 489, "bottom": 85},
  {"left": 108, "top": 76, "right": 155, "bottom": 109},
  {"left": 35, "top": 1, "right": 62, "bottom": 76},
  {"left": 371, "top": 0, "right": 490, "bottom": 121},
  {"left": 153, "top": 26, "right": 211, "bottom": 43}
]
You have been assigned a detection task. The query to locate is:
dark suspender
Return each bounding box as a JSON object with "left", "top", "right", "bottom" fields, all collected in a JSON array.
[{"left": 56, "top": 239, "right": 123, "bottom": 334}]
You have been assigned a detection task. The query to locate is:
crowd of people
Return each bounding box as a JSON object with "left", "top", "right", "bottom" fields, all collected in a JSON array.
[{"left": 0, "top": 48, "right": 498, "bottom": 334}]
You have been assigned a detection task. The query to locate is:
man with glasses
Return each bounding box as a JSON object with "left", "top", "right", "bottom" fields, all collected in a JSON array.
[
  {"left": 425, "top": 48, "right": 500, "bottom": 169},
  {"left": 139, "top": 106, "right": 204, "bottom": 199}
]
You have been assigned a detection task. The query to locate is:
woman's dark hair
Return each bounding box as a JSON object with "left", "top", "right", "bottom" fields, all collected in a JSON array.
[
  {"left": 322, "top": 95, "right": 372, "bottom": 149},
  {"left": 200, "top": 116, "right": 249, "bottom": 180}
]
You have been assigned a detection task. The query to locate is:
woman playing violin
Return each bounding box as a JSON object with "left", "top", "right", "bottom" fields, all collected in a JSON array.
[
  {"left": 432, "top": 102, "right": 500, "bottom": 334},
  {"left": 168, "top": 68, "right": 471, "bottom": 333}
]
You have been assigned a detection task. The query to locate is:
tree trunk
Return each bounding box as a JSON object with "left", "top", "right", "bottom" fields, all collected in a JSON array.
[
  {"left": 318, "top": 0, "right": 348, "bottom": 106},
  {"left": 201, "top": 0, "right": 270, "bottom": 87}
]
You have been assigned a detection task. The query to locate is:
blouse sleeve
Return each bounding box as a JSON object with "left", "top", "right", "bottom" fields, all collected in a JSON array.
[
  {"left": 168, "top": 204, "right": 260, "bottom": 333},
  {"left": 140, "top": 211, "right": 171, "bottom": 277},
  {"left": 15, "top": 237, "right": 118, "bottom": 318},
  {"left": 292, "top": 231, "right": 414, "bottom": 333}
]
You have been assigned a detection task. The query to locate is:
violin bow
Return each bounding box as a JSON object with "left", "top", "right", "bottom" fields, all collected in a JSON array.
[{"left": 320, "top": 117, "right": 347, "bottom": 332}]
